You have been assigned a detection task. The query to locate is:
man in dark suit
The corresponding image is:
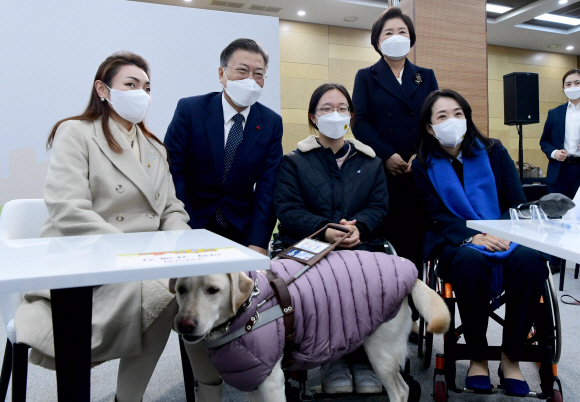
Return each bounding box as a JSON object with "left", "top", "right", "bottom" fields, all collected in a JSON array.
[{"left": 165, "top": 38, "right": 283, "bottom": 256}]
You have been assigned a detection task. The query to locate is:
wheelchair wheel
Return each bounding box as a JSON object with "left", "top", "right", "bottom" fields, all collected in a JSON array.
[
  {"left": 551, "top": 389, "right": 563, "bottom": 402},
  {"left": 546, "top": 274, "right": 562, "bottom": 364},
  {"left": 434, "top": 381, "right": 447, "bottom": 402},
  {"left": 420, "top": 260, "right": 437, "bottom": 368}
]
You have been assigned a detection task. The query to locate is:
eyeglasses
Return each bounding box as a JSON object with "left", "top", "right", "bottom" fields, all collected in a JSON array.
[
  {"left": 225, "top": 66, "right": 266, "bottom": 82},
  {"left": 315, "top": 105, "right": 350, "bottom": 115}
]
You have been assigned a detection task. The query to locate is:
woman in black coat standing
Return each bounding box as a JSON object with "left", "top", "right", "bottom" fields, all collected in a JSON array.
[{"left": 352, "top": 7, "right": 438, "bottom": 288}]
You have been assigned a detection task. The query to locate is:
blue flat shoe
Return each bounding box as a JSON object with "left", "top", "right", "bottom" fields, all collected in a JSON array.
[
  {"left": 465, "top": 374, "right": 491, "bottom": 391},
  {"left": 498, "top": 364, "right": 530, "bottom": 396}
]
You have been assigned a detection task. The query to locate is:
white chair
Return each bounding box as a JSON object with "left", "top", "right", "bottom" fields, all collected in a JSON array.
[{"left": 0, "top": 199, "right": 48, "bottom": 401}]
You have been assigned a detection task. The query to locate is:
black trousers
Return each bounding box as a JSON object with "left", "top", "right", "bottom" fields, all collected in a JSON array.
[
  {"left": 547, "top": 163, "right": 580, "bottom": 199},
  {"left": 439, "top": 244, "right": 548, "bottom": 361}
]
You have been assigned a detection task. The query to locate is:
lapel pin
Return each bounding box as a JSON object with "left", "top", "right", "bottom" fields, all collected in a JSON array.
[
  {"left": 414, "top": 72, "right": 422, "bottom": 85},
  {"left": 152, "top": 155, "right": 156, "bottom": 160},
  {"left": 256, "top": 126, "right": 261, "bottom": 131},
  {"left": 148, "top": 163, "right": 151, "bottom": 168}
]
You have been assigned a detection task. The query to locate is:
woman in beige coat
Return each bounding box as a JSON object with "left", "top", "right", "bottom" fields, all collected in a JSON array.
[{"left": 14, "top": 52, "right": 192, "bottom": 402}]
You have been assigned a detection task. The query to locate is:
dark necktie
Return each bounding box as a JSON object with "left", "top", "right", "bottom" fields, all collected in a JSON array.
[
  {"left": 215, "top": 113, "right": 245, "bottom": 227},
  {"left": 451, "top": 158, "right": 464, "bottom": 187},
  {"left": 223, "top": 113, "right": 245, "bottom": 184}
]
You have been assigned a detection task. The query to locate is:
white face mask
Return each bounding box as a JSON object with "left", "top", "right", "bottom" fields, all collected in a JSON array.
[
  {"left": 316, "top": 111, "right": 351, "bottom": 140},
  {"left": 380, "top": 35, "right": 411, "bottom": 60},
  {"left": 431, "top": 118, "right": 467, "bottom": 148},
  {"left": 222, "top": 71, "right": 262, "bottom": 108},
  {"left": 564, "top": 86, "right": 580, "bottom": 100},
  {"left": 105, "top": 85, "right": 151, "bottom": 124}
]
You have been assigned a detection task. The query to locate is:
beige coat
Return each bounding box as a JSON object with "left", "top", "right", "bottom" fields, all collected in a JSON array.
[{"left": 15, "top": 118, "right": 190, "bottom": 369}]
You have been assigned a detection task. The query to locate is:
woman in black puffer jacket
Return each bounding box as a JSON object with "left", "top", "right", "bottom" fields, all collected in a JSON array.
[{"left": 275, "top": 82, "right": 389, "bottom": 253}]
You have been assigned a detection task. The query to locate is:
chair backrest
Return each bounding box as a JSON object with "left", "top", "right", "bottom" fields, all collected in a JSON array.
[
  {"left": 0, "top": 199, "right": 48, "bottom": 241},
  {"left": 0, "top": 199, "right": 48, "bottom": 339}
]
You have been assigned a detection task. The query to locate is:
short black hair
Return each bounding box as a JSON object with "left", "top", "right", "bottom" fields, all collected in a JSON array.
[
  {"left": 219, "top": 38, "right": 269, "bottom": 68},
  {"left": 562, "top": 69, "right": 580, "bottom": 87},
  {"left": 308, "top": 83, "right": 354, "bottom": 132},
  {"left": 416, "top": 89, "right": 494, "bottom": 167},
  {"left": 371, "top": 7, "right": 416, "bottom": 56}
]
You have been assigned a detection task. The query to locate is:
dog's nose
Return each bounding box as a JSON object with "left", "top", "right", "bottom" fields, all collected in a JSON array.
[{"left": 177, "top": 317, "right": 197, "bottom": 334}]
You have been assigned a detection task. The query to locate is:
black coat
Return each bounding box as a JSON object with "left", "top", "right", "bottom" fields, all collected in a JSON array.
[
  {"left": 274, "top": 137, "right": 389, "bottom": 247},
  {"left": 352, "top": 57, "right": 438, "bottom": 163},
  {"left": 412, "top": 140, "right": 527, "bottom": 260}
]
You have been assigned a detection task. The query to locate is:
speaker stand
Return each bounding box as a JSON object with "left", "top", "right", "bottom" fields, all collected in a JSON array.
[{"left": 517, "top": 124, "right": 524, "bottom": 183}]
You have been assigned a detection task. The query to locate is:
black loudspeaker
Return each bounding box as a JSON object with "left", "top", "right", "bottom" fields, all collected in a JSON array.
[{"left": 503, "top": 72, "right": 540, "bottom": 126}]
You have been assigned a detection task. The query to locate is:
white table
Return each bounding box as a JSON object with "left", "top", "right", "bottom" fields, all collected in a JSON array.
[
  {"left": 0, "top": 229, "right": 269, "bottom": 402},
  {"left": 466, "top": 220, "right": 580, "bottom": 290}
]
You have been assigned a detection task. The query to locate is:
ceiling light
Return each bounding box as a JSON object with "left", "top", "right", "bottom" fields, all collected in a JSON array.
[
  {"left": 559, "top": 0, "right": 568, "bottom": 4},
  {"left": 297, "top": 10, "right": 306, "bottom": 16},
  {"left": 535, "top": 13, "right": 580, "bottom": 26},
  {"left": 184, "top": 0, "right": 192, "bottom": 2},
  {"left": 344, "top": 16, "right": 359, "bottom": 22},
  {"left": 546, "top": 44, "right": 561, "bottom": 48},
  {"left": 567, "top": 45, "right": 574, "bottom": 50},
  {"left": 486, "top": 4, "right": 513, "bottom": 14}
]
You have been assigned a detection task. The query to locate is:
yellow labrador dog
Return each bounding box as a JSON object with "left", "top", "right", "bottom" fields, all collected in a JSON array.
[{"left": 170, "top": 266, "right": 449, "bottom": 402}]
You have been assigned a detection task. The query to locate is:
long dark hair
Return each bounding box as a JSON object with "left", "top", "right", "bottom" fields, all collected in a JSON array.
[
  {"left": 416, "top": 89, "right": 493, "bottom": 167},
  {"left": 46, "top": 51, "right": 164, "bottom": 154},
  {"left": 307, "top": 83, "right": 355, "bottom": 132}
]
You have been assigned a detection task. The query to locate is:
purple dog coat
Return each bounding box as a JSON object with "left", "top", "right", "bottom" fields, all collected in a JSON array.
[{"left": 207, "top": 250, "right": 417, "bottom": 392}]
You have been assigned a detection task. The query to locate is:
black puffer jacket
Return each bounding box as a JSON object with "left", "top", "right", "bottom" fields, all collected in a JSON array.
[{"left": 274, "top": 136, "right": 389, "bottom": 247}]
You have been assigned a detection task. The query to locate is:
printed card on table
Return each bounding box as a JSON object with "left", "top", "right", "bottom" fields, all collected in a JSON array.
[{"left": 117, "top": 247, "right": 249, "bottom": 268}]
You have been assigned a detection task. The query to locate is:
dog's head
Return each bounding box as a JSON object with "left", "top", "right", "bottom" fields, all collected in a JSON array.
[{"left": 169, "top": 272, "right": 254, "bottom": 343}]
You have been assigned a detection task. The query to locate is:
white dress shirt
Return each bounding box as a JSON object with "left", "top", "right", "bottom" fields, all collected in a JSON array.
[
  {"left": 396, "top": 66, "right": 405, "bottom": 85},
  {"left": 222, "top": 92, "right": 251, "bottom": 148},
  {"left": 551, "top": 100, "right": 580, "bottom": 159}
]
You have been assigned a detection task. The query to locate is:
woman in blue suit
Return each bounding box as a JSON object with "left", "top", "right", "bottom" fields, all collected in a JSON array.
[
  {"left": 352, "top": 7, "right": 438, "bottom": 337},
  {"left": 540, "top": 68, "right": 580, "bottom": 199}
]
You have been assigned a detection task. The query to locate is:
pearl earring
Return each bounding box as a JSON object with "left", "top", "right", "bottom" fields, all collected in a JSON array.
[{"left": 100, "top": 97, "right": 105, "bottom": 102}]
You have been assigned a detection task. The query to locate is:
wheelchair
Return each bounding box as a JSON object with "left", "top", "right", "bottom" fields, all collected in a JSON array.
[
  {"left": 417, "top": 255, "right": 563, "bottom": 402},
  {"left": 270, "top": 226, "right": 420, "bottom": 402}
]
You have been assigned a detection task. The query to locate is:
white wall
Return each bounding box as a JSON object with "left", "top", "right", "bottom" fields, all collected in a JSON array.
[{"left": 0, "top": 0, "right": 280, "bottom": 203}]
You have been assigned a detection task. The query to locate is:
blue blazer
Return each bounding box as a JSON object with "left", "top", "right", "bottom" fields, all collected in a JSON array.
[
  {"left": 540, "top": 103, "right": 567, "bottom": 184},
  {"left": 164, "top": 92, "right": 283, "bottom": 248},
  {"left": 412, "top": 140, "right": 527, "bottom": 260},
  {"left": 352, "top": 57, "right": 438, "bottom": 162}
]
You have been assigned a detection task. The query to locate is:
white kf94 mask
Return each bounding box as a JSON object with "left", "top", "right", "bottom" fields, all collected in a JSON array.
[
  {"left": 223, "top": 71, "right": 262, "bottom": 108},
  {"left": 316, "top": 111, "right": 351, "bottom": 139},
  {"left": 106, "top": 85, "right": 151, "bottom": 124},
  {"left": 431, "top": 118, "right": 467, "bottom": 148},
  {"left": 380, "top": 35, "right": 411, "bottom": 60}
]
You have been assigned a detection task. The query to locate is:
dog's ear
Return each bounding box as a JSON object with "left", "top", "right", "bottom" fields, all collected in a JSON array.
[
  {"left": 229, "top": 272, "right": 254, "bottom": 314},
  {"left": 168, "top": 278, "right": 177, "bottom": 294}
]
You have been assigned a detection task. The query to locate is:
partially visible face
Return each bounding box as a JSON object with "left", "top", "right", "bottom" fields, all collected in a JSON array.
[
  {"left": 564, "top": 72, "right": 580, "bottom": 88},
  {"left": 426, "top": 96, "right": 466, "bottom": 135},
  {"left": 173, "top": 275, "right": 233, "bottom": 343},
  {"left": 378, "top": 17, "right": 410, "bottom": 46},
  {"left": 309, "top": 88, "right": 352, "bottom": 126},
  {"left": 96, "top": 64, "right": 151, "bottom": 101},
  {"left": 219, "top": 49, "right": 266, "bottom": 89}
]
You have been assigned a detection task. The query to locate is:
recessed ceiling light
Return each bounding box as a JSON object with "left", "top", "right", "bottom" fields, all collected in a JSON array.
[
  {"left": 559, "top": 0, "right": 568, "bottom": 4},
  {"left": 297, "top": 10, "right": 306, "bottom": 16},
  {"left": 184, "top": 0, "right": 192, "bottom": 2},
  {"left": 547, "top": 44, "right": 561, "bottom": 48},
  {"left": 344, "top": 16, "right": 358, "bottom": 22},
  {"left": 567, "top": 45, "right": 574, "bottom": 50},
  {"left": 535, "top": 13, "right": 580, "bottom": 26},
  {"left": 486, "top": 4, "right": 513, "bottom": 14}
]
